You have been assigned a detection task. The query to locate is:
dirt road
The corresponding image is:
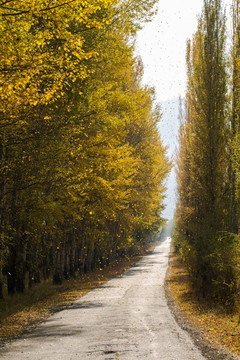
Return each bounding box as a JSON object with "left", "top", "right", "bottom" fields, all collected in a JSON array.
[{"left": 0, "top": 237, "right": 206, "bottom": 359}]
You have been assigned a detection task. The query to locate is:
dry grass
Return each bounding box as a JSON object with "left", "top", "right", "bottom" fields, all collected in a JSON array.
[
  {"left": 166, "top": 251, "right": 240, "bottom": 356},
  {"left": 0, "top": 254, "right": 141, "bottom": 342}
]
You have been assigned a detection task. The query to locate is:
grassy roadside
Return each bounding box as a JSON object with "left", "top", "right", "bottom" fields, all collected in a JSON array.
[
  {"left": 0, "top": 252, "right": 146, "bottom": 344},
  {"left": 166, "top": 250, "right": 240, "bottom": 357}
]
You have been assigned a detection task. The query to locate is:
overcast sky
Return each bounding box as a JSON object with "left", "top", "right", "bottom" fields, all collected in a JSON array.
[
  {"left": 136, "top": 0, "right": 231, "bottom": 102},
  {"left": 136, "top": 0, "right": 231, "bottom": 220}
]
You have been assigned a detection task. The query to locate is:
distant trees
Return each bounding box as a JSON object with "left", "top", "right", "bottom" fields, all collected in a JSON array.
[
  {"left": 0, "top": 0, "right": 170, "bottom": 298},
  {"left": 175, "top": 0, "right": 240, "bottom": 304}
]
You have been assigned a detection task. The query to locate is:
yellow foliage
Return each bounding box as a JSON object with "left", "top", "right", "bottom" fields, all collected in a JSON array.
[{"left": 0, "top": 0, "right": 113, "bottom": 108}]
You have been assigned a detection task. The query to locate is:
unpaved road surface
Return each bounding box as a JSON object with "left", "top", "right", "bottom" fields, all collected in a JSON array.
[{"left": 0, "top": 237, "right": 206, "bottom": 359}]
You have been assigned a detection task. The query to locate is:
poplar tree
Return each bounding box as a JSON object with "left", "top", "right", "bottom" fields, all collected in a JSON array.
[
  {"left": 231, "top": 0, "right": 240, "bottom": 232},
  {"left": 176, "top": 0, "right": 235, "bottom": 301}
]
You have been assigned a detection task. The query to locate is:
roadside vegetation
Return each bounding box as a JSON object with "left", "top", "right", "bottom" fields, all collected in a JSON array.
[
  {"left": 174, "top": 0, "right": 240, "bottom": 309},
  {"left": 166, "top": 250, "right": 240, "bottom": 357},
  {"left": 0, "top": 0, "right": 170, "bottom": 303},
  {"left": 0, "top": 250, "right": 147, "bottom": 343}
]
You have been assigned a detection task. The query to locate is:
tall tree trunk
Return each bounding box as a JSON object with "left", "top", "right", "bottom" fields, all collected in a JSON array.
[
  {"left": 69, "top": 228, "right": 76, "bottom": 277},
  {"left": 0, "top": 265, "right": 3, "bottom": 299},
  {"left": 7, "top": 248, "right": 17, "bottom": 295},
  {"left": 53, "top": 241, "right": 63, "bottom": 285}
]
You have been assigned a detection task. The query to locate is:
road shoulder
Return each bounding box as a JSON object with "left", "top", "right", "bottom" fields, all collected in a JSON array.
[
  {"left": 165, "top": 250, "right": 240, "bottom": 360},
  {"left": 0, "top": 254, "right": 142, "bottom": 349}
]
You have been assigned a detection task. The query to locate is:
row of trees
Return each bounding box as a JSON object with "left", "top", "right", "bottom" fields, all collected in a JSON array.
[
  {"left": 0, "top": 1, "right": 170, "bottom": 298},
  {"left": 175, "top": 0, "right": 240, "bottom": 305}
]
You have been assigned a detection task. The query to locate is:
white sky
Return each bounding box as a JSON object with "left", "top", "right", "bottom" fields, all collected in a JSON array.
[
  {"left": 136, "top": 0, "right": 231, "bottom": 101},
  {"left": 136, "top": 0, "right": 231, "bottom": 220}
]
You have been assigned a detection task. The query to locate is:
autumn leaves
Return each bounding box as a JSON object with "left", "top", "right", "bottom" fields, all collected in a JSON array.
[{"left": 0, "top": 0, "right": 169, "bottom": 297}]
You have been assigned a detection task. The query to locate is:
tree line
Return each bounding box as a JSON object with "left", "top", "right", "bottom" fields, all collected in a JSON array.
[
  {"left": 0, "top": 0, "right": 170, "bottom": 299},
  {"left": 175, "top": 0, "right": 240, "bottom": 306}
]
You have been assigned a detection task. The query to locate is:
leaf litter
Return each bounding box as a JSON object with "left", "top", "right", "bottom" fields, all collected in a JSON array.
[
  {"left": 166, "top": 251, "right": 240, "bottom": 360},
  {"left": 0, "top": 254, "right": 142, "bottom": 347}
]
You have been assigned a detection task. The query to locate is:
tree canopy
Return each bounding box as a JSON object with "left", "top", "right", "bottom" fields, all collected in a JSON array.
[{"left": 0, "top": 0, "right": 169, "bottom": 298}]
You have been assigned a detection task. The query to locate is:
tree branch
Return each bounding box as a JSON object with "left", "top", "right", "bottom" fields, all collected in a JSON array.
[{"left": 1, "top": 0, "right": 78, "bottom": 17}]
